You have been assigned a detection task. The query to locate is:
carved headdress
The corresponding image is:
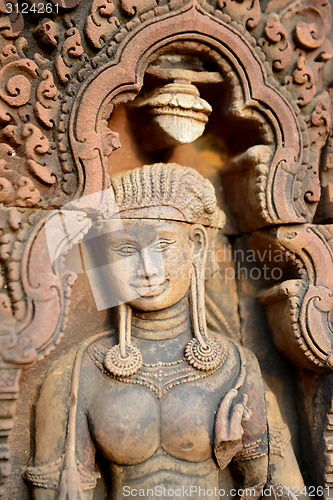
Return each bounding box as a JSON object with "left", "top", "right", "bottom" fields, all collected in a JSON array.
[
  {"left": 96, "top": 163, "right": 226, "bottom": 378},
  {"left": 97, "top": 162, "right": 225, "bottom": 228}
]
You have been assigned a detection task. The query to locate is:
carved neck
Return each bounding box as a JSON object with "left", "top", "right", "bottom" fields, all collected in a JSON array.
[{"left": 131, "top": 297, "right": 191, "bottom": 340}]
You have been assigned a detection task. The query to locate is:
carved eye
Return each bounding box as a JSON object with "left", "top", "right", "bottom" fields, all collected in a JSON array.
[
  {"left": 152, "top": 239, "right": 176, "bottom": 252},
  {"left": 111, "top": 244, "right": 138, "bottom": 256}
]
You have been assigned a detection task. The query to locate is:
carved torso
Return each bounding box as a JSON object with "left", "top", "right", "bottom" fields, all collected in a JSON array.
[
  {"left": 26, "top": 275, "right": 268, "bottom": 500},
  {"left": 70, "top": 327, "right": 267, "bottom": 498},
  {"left": 85, "top": 333, "right": 240, "bottom": 464}
]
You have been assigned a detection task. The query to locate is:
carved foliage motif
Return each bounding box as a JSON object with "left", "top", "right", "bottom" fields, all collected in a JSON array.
[
  {"left": 217, "top": 0, "right": 261, "bottom": 30},
  {"left": 259, "top": 13, "right": 292, "bottom": 71},
  {"left": 34, "top": 18, "right": 58, "bottom": 52},
  {"left": 0, "top": 20, "right": 63, "bottom": 208},
  {"left": 260, "top": 1, "right": 333, "bottom": 106},
  {"left": 85, "top": 0, "right": 120, "bottom": 50},
  {"left": 285, "top": 54, "right": 316, "bottom": 107},
  {"left": 254, "top": 224, "right": 333, "bottom": 371},
  {"left": 55, "top": 27, "right": 85, "bottom": 84},
  {"left": 0, "top": 0, "right": 23, "bottom": 40},
  {"left": 0, "top": 0, "right": 329, "bottom": 217},
  {"left": 0, "top": 208, "right": 78, "bottom": 364},
  {"left": 0, "top": 206, "right": 81, "bottom": 495},
  {"left": 215, "top": 0, "right": 333, "bottom": 104}
]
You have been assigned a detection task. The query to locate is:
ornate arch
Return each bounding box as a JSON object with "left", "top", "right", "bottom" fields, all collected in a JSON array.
[{"left": 67, "top": 1, "right": 306, "bottom": 229}]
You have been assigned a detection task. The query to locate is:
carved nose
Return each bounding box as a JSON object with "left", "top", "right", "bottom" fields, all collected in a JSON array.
[{"left": 137, "top": 248, "right": 159, "bottom": 278}]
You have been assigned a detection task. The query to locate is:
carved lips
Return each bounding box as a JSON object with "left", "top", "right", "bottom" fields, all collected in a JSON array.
[{"left": 131, "top": 279, "right": 169, "bottom": 298}]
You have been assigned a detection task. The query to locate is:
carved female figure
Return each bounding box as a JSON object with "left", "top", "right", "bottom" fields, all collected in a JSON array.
[{"left": 25, "top": 164, "right": 268, "bottom": 499}]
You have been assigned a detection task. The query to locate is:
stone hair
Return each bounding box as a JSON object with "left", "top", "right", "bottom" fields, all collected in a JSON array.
[{"left": 98, "top": 163, "right": 225, "bottom": 228}]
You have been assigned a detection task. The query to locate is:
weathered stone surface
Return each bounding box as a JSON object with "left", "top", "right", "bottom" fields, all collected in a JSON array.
[{"left": 0, "top": 0, "right": 331, "bottom": 498}]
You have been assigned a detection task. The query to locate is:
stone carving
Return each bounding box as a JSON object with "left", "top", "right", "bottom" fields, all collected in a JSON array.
[
  {"left": 247, "top": 224, "right": 333, "bottom": 371},
  {"left": 285, "top": 54, "right": 316, "bottom": 107},
  {"left": 0, "top": 0, "right": 23, "bottom": 40},
  {"left": 0, "top": 206, "right": 87, "bottom": 496},
  {"left": 217, "top": 0, "right": 261, "bottom": 30},
  {"left": 86, "top": 0, "right": 120, "bottom": 50},
  {"left": 24, "top": 164, "right": 306, "bottom": 499},
  {"left": 34, "top": 19, "right": 58, "bottom": 52},
  {"left": 0, "top": 0, "right": 331, "bottom": 497},
  {"left": 34, "top": 70, "right": 59, "bottom": 130},
  {"left": 131, "top": 81, "right": 212, "bottom": 148},
  {"left": 55, "top": 27, "right": 85, "bottom": 85},
  {"left": 259, "top": 13, "right": 292, "bottom": 71},
  {"left": 0, "top": 367, "right": 20, "bottom": 497},
  {"left": 0, "top": 0, "right": 329, "bottom": 213},
  {"left": 120, "top": 0, "right": 157, "bottom": 17},
  {"left": 128, "top": 54, "right": 222, "bottom": 150},
  {"left": 325, "top": 396, "right": 333, "bottom": 498},
  {"left": 0, "top": 21, "right": 64, "bottom": 208}
]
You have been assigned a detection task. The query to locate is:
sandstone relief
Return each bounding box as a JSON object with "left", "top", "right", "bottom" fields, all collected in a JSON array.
[{"left": 0, "top": 1, "right": 331, "bottom": 498}]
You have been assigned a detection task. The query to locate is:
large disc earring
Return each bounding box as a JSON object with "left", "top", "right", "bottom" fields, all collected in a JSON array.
[
  {"left": 104, "top": 303, "right": 143, "bottom": 377},
  {"left": 185, "top": 262, "right": 224, "bottom": 371}
]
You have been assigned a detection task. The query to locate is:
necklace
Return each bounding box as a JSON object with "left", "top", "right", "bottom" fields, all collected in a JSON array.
[{"left": 88, "top": 340, "right": 228, "bottom": 399}]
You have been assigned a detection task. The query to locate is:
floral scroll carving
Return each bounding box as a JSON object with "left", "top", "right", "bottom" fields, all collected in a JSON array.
[
  {"left": 34, "top": 19, "right": 58, "bottom": 52},
  {"left": 249, "top": 224, "right": 333, "bottom": 371},
  {"left": 0, "top": 0, "right": 329, "bottom": 215},
  {"left": 0, "top": 205, "right": 91, "bottom": 495},
  {"left": 55, "top": 27, "right": 85, "bottom": 85},
  {"left": 217, "top": 0, "right": 261, "bottom": 30},
  {"left": 0, "top": 208, "right": 76, "bottom": 364},
  {"left": 0, "top": 0, "right": 23, "bottom": 40},
  {"left": 34, "top": 70, "right": 59, "bottom": 130},
  {"left": 86, "top": 0, "right": 120, "bottom": 50},
  {"left": 259, "top": 13, "right": 292, "bottom": 71},
  {"left": 285, "top": 54, "right": 316, "bottom": 107}
]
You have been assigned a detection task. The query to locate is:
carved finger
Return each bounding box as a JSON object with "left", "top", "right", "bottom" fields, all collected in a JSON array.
[
  {"left": 215, "top": 389, "right": 238, "bottom": 443},
  {"left": 242, "top": 405, "right": 252, "bottom": 422},
  {"left": 229, "top": 396, "right": 252, "bottom": 440},
  {"left": 217, "top": 388, "right": 238, "bottom": 418},
  {"left": 241, "top": 394, "right": 252, "bottom": 422},
  {"left": 229, "top": 403, "right": 246, "bottom": 441}
]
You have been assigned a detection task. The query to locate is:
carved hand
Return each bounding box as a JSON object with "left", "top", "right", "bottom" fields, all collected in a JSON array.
[
  {"left": 214, "top": 389, "right": 252, "bottom": 469},
  {"left": 215, "top": 389, "right": 252, "bottom": 445}
]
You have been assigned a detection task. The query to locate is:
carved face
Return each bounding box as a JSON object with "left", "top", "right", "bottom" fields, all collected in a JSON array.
[{"left": 99, "top": 218, "right": 205, "bottom": 312}]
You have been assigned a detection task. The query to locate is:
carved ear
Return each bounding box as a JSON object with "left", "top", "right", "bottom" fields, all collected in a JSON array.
[{"left": 189, "top": 224, "right": 208, "bottom": 265}]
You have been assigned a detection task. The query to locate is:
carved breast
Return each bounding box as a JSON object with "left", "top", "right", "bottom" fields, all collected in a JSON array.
[
  {"left": 87, "top": 377, "right": 227, "bottom": 465},
  {"left": 88, "top": 384, "right": 160, "bottom": 465},
  {"left": 84, "top": 341, "right": 241, "bottom": 466}
]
